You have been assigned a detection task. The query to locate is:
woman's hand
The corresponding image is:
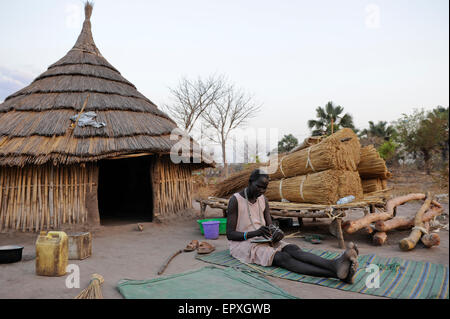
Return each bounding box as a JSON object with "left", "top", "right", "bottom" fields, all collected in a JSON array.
[
  {"left": 269, "top": 224, "right": 284, "bottom": 243},
  {"left": 271, "top": 229, "right": 284, "bottom": 243},
  {"left": 254, "top": 226, "right": 271, "bottom": 238}
]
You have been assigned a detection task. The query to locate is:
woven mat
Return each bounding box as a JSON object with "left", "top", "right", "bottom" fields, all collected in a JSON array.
[
  {"left": 195, "top": 249, "right": 449, "bottom": 299},
  {"left": 117, "top": 266, "right": 297, "bottom": 299}
]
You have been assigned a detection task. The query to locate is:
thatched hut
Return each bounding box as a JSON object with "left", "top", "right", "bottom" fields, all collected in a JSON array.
[{"left": 0, "top": 3, "right": 213, "bottom": 231}]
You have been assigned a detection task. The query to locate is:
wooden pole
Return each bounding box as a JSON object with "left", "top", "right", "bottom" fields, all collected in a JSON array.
[
  {"left": 374, "top": 206, "right": 443, "bottom": 232},
  {"left": 373, "top": 232, "right": 388, "bottom": 245},
  {"left": 399, "top": 192, "right": 432, "bottom": 251},
  {"left": 49, "top": 166, "right": 54, "bottom": 228},
  {"left": 0, "top": 168, "right": 4, "bottom": 230}
]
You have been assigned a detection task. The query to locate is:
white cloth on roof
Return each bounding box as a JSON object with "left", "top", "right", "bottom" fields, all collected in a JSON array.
[{"left": 70, "top": 111, "right": 106, "bottom": 128}]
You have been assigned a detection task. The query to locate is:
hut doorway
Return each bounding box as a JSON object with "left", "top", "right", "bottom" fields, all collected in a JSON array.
[{"left": 98, "top": 156, "right": 153, "bottom": 224}]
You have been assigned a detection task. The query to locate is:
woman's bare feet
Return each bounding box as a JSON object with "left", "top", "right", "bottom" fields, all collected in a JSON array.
[
  {"left": 343, "top": 242, "right": 359, "bottom": 284},
  {"left": 334, "top": 241, "right": 359, "bottom": 282}
]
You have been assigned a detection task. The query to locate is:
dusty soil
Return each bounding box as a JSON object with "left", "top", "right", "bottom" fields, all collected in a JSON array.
[{"left": 0, "top": 199, "right": 448, "bottom": 299}]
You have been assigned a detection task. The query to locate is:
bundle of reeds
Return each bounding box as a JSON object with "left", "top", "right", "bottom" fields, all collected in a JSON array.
[
  {"left": 361, "top": 178, "right": 388, "bottom": 193},
  {"left": 75, "top": 273, "right": 104, "bottom": 299},
  {"left": 357, "top": 145, "right": 391, "bottom": 179},
  {"left": 264, "top": 170, "right": 363, "bottom": 205},
  {"left": 213, "top": 128, "right": 361, "bottom": 198},
  {"left": 270, "top": 128, "right": 361, "bottom": 180},
  {"left": 287, "top": 136, "right": 325, "bottom": 153}
]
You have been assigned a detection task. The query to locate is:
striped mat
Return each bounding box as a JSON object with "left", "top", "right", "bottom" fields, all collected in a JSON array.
[{"left": 195, "top": 249, "right": 449, "bottom": 299}]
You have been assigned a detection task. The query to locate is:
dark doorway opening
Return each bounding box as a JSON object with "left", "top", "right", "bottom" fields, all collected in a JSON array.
[{"left": 98, "top": 156, "right": 153, "bottom": 224}]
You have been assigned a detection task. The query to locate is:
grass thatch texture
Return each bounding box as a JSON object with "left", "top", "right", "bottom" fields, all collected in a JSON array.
[
  {"left": 358, "top": 145, "right": 391, "bottom": 179},
  {"left": 1, "top": 92, "right": 168, "bottom": 115},
  {"left": 269, "top": 128, "right": 360, "bottom": 180},
  {"left": 265, "top": 169, "right": 363, "bottom": 205},
  {"left": 212, "top": 163, "right": 261, "bottom": 198},
  {"left": 288, "top": 135, "right": 325, "bottom": 153},
  {"left": 361, "top": 178, "right": 388, "bottom": 193},
  {"left": 0, "top": 3, "right": 212, "bottom": 168}
]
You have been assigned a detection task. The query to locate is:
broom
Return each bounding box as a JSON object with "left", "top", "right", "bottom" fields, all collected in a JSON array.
[{"left": 75, "top": 273, "right": 104, "bottom": 299}]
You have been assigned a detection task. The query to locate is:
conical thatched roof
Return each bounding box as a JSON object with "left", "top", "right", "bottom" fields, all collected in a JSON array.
[{"left": 0, "top": 3, "right": 212, "bottom": 167}]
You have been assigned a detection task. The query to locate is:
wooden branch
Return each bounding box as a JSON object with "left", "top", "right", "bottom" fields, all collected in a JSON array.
[
  {"left": 420, "top": 222, "right": 441, "bottom": 248},
  {"left": 158, "top": 249, "right": 183, "bottom": 275},
  {"left": 399, "top": 193, "right": 432, "bottom": 251},
  {"left": 373, "top": 232, "right": 388, "bottom": 245},
  {"left": 343, "top": 193, "right": 428, "bottom": 234},
  {"left": 374, "top": 206, "right": 443, "bottom": 232},
  {"left": 361, "top": 226, "right": 375, "bottom": 235},
  {"left": 343, "top": 212, "right": 392, "bottom": 234}
]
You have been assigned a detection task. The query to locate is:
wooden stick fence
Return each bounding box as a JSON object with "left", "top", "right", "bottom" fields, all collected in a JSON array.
[
  {"left": 152, "top": 157, "right": 193, "bottom": 218},
  {"left": 0, "top": 163, "right": 96, "bottom": 232}
]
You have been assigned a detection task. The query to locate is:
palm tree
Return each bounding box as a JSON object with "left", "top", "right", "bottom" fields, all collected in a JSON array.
[
  {"left": 307, "top": 101, "right": 355, "bottom": 136},
  {"left": 360, "top": 121, "right": 396, "bottom": 141}
]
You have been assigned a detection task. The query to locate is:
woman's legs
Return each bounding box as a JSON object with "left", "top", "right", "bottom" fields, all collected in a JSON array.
[
  {"left": 273, "top": 244, "right": 359, "bottom": 281},
  {"left": 272, "top": 251, "right": 337, "bottom": 278},
  {"left": 281, "top": 244, "right": 337, "bottom": 273}
]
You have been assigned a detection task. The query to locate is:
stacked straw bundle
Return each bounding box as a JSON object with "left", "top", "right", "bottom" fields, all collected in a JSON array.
[
  {"left": 270, "top": 128, "right": 361, "bottom": 180},
  {"left": 287, "top": 136, "right": 325, "bottom": 153},
  {"left": 213, "top": 128, "right": 361, "bottom": 198},
  {"left": 265, "top": 170, "right": 363, "bottom": 205},
  {"left": 361, "top": 178, "right": 388, "bottom": 194},
  {"left": 358, "top": 145, "right": 391, "bottom": 179}
]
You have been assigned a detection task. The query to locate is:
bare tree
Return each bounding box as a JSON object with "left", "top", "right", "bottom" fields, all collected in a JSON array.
[
  {"left": 163, "top": 74, "right": 225, "bottom": 134},
  {"left": 201, "top": 84, "right": 261, "bottom": 178}
]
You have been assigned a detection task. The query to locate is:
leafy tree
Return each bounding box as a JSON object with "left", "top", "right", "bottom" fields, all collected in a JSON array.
[
  {"left": 378, "top": 139, "right": 398, "bottom": 164},
  {"left": 428, "top": 106, "right": 449, "bottom": 162},
  {"left": 360, "top": 121, "right": 396, "bottom": 141},
  {"left": 394, "top": 108, "right": 447, "bottom": 175},
  {"left": 277, "top": 134, "right": 299, "bottom": 153},
  {"left": 307, "top": 101, "right": 356, "bottom": 136}
]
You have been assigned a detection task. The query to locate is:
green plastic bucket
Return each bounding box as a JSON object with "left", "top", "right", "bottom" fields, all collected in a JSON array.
[{"left": 197, "top": 218, "right": 227, "bottom": 235}]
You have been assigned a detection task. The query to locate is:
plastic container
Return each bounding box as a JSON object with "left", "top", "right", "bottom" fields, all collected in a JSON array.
[
  {"left": 336, "top": 195, "right": 356, "bottom": 205},
  {"left": 68, "top": 232, "right": 92, "bottom": 260},
  {"left": 197, "top": 218, "right": 227, "bottom": 235},
  {"left": 35, "top": 231, "right": 68, "bottom": 277},
  {"left": 202, "top": 221, "right": 220, "bottom": 240},
  {"left": 0, "top": 245, "right": 24, "bottom": 264}
]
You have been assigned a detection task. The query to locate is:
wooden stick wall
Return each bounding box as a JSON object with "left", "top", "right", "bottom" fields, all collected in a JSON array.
[
  {"left": 151, "top": 156, "right": 193, "bottom": 218},
  {"left": 0, "top": 163, "right": 97, "bottom": 232}
]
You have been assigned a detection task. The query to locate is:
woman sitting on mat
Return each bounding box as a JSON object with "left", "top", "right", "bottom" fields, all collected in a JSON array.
[{"left": 226, "top": 168, "right": 359, "bottom": 283}]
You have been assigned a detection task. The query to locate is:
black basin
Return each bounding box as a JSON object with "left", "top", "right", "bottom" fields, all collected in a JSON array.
[{"left": 0, "top": 245, "right": 24, "bottom": 264}]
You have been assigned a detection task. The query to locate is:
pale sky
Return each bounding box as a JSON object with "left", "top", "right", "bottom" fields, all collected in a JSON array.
[{"left": 0, "top": 0, "right": 448, "bottom": 161}]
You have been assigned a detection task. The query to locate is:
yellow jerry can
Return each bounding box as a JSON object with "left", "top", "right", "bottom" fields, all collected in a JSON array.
[{"left": 35, "top": 231, "right": 68, "bottom": 276}]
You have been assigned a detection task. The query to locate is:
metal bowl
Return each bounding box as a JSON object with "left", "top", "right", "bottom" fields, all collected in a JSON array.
[{"left": 0, "top": 245, "right": 24, "bottom": 264}]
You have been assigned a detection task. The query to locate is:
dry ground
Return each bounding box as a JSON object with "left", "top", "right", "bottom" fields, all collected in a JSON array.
[
  {"left": 1, "top": 168, "right": 448, "bottom": 299},
  {"left": 0, "top": 199, "right": 448, "bottom": 299}
]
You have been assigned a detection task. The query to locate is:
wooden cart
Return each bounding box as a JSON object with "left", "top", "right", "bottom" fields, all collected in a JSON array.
[{"left": 196, "top": 191, "right": 389, "bottom": 249}]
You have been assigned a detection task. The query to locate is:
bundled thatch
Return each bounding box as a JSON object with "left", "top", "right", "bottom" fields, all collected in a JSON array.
[
  {"left": 357, "top": 145, "right": 391, "bottom": 179},
  {"left": 213, "top": 128, "right": 360, "bottom": 198},
  {"left": 287, "top": 136, "right": 325, "bottom": 154},
  {"left": 264, "top": 170, "right": 363, "bottom": 205},
  {"left": 361, "top": 178, "right": 388, "bottom": 194},
  {"left": 0, "top": 2, "right": 212, "bottom": 167},
  {"left": 269, "top": 128, "right": 360, "bottom": 180}
]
